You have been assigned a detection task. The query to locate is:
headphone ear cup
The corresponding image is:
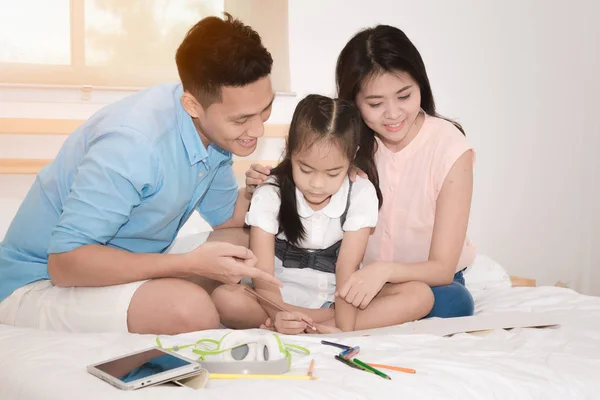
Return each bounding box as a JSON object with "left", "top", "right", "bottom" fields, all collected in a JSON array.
[
  {"left": 255, "top": 334, "right": 285, "bottom": 361},
  {"left": 218, "top": 331, "right": 257, "bottom": 362}
]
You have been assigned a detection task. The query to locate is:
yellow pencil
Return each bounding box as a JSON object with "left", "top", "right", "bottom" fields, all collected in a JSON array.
[{"left": 209, "top": 373, "right": 315, "bottom": 380}]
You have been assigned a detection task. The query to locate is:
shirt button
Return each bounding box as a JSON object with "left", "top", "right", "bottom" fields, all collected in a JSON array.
[{"left": 199, "top": 172, "right": 204, "bottom": 177}]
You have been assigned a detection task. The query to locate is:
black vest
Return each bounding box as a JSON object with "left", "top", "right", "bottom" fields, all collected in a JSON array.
[{"left": 273, "top": 181, "right": 353, "bottom": 274}]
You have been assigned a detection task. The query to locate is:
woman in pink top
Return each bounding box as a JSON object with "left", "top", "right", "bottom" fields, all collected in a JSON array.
[
  {"left": 247, "top": 24, "right": 474, "bottom": 322},
  {"left": 333, "top": 24, "right": 475, "bottom": 318}
]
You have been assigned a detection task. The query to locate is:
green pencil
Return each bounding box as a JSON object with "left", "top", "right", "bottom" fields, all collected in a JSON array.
[{"left": 352, "top": 358, "right": 392, "bottom": 380}]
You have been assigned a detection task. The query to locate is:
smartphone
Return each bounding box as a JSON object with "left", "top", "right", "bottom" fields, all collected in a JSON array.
[{"left": 87, "top": 347, "right": 202, "bottom": 390}]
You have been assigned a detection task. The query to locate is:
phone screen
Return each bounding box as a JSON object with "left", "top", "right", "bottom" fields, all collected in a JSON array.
[{"left": 95, "top": 349, "right": 192, "bottom": 383}]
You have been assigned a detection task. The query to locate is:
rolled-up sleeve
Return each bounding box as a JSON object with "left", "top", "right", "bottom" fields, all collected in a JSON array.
[
  {"left": 196, "top": 161, "right": 239, "bottom": 227},
  {"left": 244, "top": 182, "right": 281, "bottom": 235},
  {"left": 48, "top": 131, "right": 157, "bottom": 254}
]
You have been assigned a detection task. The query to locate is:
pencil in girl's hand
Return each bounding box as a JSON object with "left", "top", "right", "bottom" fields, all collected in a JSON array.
[{"left": 243, "top": 286, "right": 317, "bottom": 331}]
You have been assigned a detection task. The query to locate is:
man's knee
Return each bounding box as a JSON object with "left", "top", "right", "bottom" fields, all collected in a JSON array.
[
  {"left": 172, "top": 288, "right": 221, "bottom": 332},
  {"left": 211, "top": 284, "right": 246, "bottom": 314},
  {"left": 128, "top": 278, "right": 220, "bottom": 334}
]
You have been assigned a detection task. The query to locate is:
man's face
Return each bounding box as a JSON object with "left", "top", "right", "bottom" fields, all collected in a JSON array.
[{"left": 183, "top": 76, "right": 275, "bottom": 156}]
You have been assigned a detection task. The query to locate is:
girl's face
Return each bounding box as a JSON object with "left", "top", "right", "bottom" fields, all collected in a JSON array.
[
  {"left": 355, "top": 71, "right": 422, "bottom": 152},
  {"left": 291, "top": 139, "right": 351, "bottom": 210}
]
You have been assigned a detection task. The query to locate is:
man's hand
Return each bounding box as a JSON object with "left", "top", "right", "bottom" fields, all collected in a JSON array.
[
  {"left": 245, "top": 163, "right": 271, "bottom": 196},
  {"left": 184, "top": 242, "right": 282, "bottom": 286}
]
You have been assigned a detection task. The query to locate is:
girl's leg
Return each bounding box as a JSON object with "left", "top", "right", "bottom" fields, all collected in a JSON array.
[
  {"left": 426, "top": 272, "right": 474, "bottom": 318},
  {"left": 211, "top": 284, "right": 268, "bottom": 329},
  {"left": 351, "top": 281, "right": 434, "bottom": 330}
]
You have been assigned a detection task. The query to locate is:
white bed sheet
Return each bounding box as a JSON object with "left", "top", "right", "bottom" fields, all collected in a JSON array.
[{"left": 1, "top": 285, "right": 600, "bottom": 400}]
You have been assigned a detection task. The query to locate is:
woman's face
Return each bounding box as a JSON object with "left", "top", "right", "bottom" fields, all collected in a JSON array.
[{"left": 355, "top": 71, "right": 422, "bottom": 151}]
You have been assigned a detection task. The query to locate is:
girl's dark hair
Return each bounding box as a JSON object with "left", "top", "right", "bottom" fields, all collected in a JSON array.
[
  {"left": 270, "top": 94, "right": 382, "bottom": 246},
  {"left": 336, "top": 24, "right": 465, "bottom": 139}
]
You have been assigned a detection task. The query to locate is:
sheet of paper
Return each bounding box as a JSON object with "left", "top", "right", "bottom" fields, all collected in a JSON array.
[{"left": 323, "top": 311, "right": 566, "bottom": 338}]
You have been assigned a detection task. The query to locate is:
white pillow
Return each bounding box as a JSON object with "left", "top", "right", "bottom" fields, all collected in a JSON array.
[{"left": 463, "top": 254, "right": 512, "bottom": 292}]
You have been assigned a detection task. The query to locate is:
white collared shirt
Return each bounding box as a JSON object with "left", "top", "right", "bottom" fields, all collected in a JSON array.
[{"left": 245, "top": 176, "right": 379, "bottom": 308}]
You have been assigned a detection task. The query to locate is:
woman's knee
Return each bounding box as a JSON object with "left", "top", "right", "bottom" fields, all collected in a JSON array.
[
  {"left": 380, "top": 281, "right": 434, "bottom": 319},
  {"left": 128, "top": 278, "right": 220, "bottom": 334},
  {"left": 427, "top": 282, "right": 474, "bottom": 319},
  {"left": 406, "top": 281, "right": 435, "bottom": 316}
]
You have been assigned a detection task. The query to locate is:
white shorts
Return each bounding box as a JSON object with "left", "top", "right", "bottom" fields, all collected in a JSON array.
[
  {"left": 0, "top": 231, "right": 211, "bottom": 333},
  {"left": 0, "top": 279, "right": 147, "bottom": 332}
]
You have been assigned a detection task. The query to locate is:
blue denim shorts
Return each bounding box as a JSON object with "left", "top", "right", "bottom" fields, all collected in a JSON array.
[
  {"left": 426, "top": 270, "right": 474, "bottom": 319},
  {"left": 320, "top": 301, "right": 335, "bottom": 309}
]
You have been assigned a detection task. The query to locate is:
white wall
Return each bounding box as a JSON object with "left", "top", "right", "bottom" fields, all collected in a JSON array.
[{"left": 1, "top": 0, "right": 599, "bottom": 294}]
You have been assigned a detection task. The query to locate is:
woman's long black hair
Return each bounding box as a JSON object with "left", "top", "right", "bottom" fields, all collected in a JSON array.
[{"left": 336, "top": 25, "right": 466, "bottom": 171}]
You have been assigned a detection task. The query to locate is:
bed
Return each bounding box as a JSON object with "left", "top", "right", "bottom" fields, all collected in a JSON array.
[{"left": 1, "top": 255, "right": 599, "bottom": 400}]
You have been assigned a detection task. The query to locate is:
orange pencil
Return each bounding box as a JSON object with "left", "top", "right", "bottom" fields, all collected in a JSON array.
[
  {"left": 307, "top": 359, "right": 316, "bottom": 379},
  {"left": 367, "top": 363, "right": 416, "bottom": 374}
]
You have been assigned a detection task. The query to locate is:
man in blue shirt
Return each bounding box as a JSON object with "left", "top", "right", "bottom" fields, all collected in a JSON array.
[{"left": 0, "top": 14, "right": 281, "bottom": 334}]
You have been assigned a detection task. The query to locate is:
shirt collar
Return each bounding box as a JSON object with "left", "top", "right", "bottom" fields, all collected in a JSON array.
[
  {"left": 175, "top": 84, "right": 208, "bottom": 166},
  {"left": 296, "top": 176, "right": 350, "bottom": 219}
]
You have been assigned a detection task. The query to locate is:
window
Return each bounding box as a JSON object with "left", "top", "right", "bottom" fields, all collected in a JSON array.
[{"left": 0, "top": 0, "right": 290, "bottom": 92}]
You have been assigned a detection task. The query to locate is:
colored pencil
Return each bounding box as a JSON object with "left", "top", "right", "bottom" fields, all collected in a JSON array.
[
  {"left": 352, "top": 358, "right": 392, "bottom": 380},
  {"left": 367, "top": 363, "right": 416, "bottom": 374},
  {"left": 321, "top": 340, "right": 351, "bottom": 350},
  {"left": 210, "top": 373, "right": 314, "bottom": 380},
  {"left": 340, "top": 346, "right": 360, "bottom": 358},
  {"left": 243, "top": 286, "right": 316, "bottom": 331},
  {"left": 307, "top": 359, "right": 315, "bottom": 379},
  {"left": 343, "top": 348, "right": 360, "bottom": 359},
  {"left": 334, "top": 355, "right": 364, "bottom": 370}
]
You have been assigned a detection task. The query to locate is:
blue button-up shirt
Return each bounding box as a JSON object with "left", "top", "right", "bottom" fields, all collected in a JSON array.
[{"left": 0, "top": 83, "right": 238, "bottom": 301}]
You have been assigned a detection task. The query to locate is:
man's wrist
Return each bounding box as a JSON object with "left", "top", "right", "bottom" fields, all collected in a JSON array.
[{"left": 177, "top": 250, "right": 203, "bottom": 277}]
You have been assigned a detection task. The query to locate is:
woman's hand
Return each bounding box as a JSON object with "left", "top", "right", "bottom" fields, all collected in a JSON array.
[
  {"left": 245, "top": 163, "right": 271, "bottom": 196},
  {"left": 336, "top": 262, "right": 391, "bottom": 309}
]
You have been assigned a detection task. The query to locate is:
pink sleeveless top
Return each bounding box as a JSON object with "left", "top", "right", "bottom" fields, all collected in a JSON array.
[{"left": 364, "top": 113, "right": 476, "bottom": 271}]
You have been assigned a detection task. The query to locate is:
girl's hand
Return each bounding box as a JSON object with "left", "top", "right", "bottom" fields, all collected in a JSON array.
[
  {"left": 262, "top": 311, "right": 313, "bottom": 335},
  {"left": 336, "top": 262, "right": 391, "bottom": 309},
  {"left": 259, "top": 318, "right": 276, "bottom": 331},
  {"left": 245, "top": 163, "right": 271, "bottom": 195},
  {"left": 306, "top": 323, "right": 342, "bottom": 334},
  {"left": 348, "top": 166, "right": 368, "bottom": 182}
]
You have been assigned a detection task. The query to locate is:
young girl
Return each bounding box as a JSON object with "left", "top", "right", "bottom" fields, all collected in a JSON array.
[
  {"left": 247, "top": 25, "right": 476, "bottom": 321},
  {"left": 211, "top": 94, "right": 434, "bottom": 333}
]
